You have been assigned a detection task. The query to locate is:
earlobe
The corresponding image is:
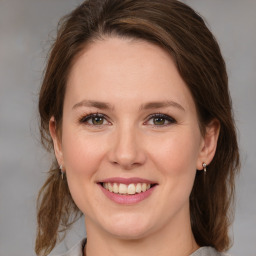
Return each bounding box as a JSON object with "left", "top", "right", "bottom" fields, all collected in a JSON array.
[
  {"left": 197, "top": 119, "right": 220, "bottom": 170},
  {"left": 49, "top": 116, "right": 63, "bottom": 166}
]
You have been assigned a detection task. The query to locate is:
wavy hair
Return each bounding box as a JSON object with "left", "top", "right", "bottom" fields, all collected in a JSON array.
[{"left": 36, "top": 0, "right": 240, "bottom": 255}]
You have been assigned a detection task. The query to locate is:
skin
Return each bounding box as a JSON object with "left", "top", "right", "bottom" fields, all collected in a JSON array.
[{"left": 50, "top": 37, "right": 220, "bottom": 256}]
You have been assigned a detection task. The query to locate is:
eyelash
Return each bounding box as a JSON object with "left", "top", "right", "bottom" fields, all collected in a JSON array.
[
  {"left": 79, "top": 113, "right": 110, "bottom": 127},
  {"left": 78, "top": 112, "right": 176, "bottom": 127},
  {"left": 144, "top": 113, "right": 177, "bottom": 126}
]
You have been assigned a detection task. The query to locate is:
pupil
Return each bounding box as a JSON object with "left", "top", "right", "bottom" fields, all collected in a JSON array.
[
  {"left": 93, "top": 116, "right": 103, "bottom": 125},
  {"left": 154, "top": 117, "right": 165, "bottom": 125}
]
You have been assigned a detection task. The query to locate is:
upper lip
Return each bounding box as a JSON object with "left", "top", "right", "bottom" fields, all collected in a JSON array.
[{"left": 99, "top": 177, "right": 157, "bottom": 185}]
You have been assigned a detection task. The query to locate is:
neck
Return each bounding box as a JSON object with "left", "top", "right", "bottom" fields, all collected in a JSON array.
[{"left": 84, "top": 211, "right": 199, "bottom": 256}]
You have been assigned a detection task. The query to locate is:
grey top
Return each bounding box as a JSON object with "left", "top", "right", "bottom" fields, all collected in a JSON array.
[{"left": 53, "top": 238, "right": 230, "bottom": 256}]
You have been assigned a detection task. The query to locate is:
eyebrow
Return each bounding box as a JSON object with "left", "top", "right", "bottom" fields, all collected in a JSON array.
[
  {"left": 72, "top": 99, "right": 185, "bottom": 112},
  {"left": 139, "top": 100, "right": 185, "bottom": 111},
  {"left": 72, "top": 100, "right": 114, "bottom": 110}
]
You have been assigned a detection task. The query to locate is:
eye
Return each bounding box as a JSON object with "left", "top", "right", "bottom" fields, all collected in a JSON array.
[
  {"left": 145, "top": 113, "right": 176, "bottom": 126},
  {"left": 79, "top": 113, "right": 110, "bottom": 126}
]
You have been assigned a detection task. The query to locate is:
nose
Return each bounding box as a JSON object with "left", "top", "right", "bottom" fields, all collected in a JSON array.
[{"left": 108, "top": 124, "right": 146, "bottom": 170}]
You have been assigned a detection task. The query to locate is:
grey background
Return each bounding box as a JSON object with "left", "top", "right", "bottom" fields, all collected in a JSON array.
[{"left": 0, "top": 0, "right": 255, "bottom": 255}]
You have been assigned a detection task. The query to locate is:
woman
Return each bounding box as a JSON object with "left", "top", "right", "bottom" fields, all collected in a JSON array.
[{"left": 35, "top": 0, "right": 240, "bottom": 255}]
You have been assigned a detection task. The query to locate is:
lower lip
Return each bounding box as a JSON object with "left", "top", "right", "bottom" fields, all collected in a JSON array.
[{"left": 99, "top": 184, "right": 157, "bottom": 205}]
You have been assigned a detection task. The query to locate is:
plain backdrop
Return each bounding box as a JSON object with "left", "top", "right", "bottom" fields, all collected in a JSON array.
[{"left": 0, "top": 0, "right": 255, "bottom": 255}]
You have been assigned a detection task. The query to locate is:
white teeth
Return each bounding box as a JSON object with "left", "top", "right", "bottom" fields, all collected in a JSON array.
[
  {"left": 102, "top": 182, "right": 152, "bottom": 195},
  {"left": 108, "top": 183, "right": 113, "bottom": 192},
  {"left": 127, "top": 184, "right": 136, "bottom": 195},
  {"left": 141, "top": 183, "right": 147, "bottom": 192},
  {"left": 135, "top": 183, "right": 142, "bottom": 193},
  {"left": 113, "top": 183, "right": 119, "bottom": 193},
  {"left": 119, "top": 184, "right": 127, "bottom": 194}
]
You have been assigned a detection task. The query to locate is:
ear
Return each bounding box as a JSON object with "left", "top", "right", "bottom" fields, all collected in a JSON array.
[
  {"left": 197, "top": 119, "right": 220, "bottom": 170},
  {"left": 49, "top": 116, "right": 64, "bottom": 167}
]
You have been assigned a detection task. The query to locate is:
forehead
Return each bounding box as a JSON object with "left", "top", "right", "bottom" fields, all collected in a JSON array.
[{"left": 65, "top": 37, "right": 195, "bottom": 112}]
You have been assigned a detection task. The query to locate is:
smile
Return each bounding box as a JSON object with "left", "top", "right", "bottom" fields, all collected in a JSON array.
[
  {"left": 98, "top": 177, "right": 158, "bottom": 204},
  {"left": 102, "top": 182, "right": 152, "bottom": 195}
]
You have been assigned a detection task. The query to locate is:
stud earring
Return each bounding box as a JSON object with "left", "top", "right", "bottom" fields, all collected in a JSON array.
[
  {"left": 202, "top": 162, "right": 207, "bottom": 173},
  {"left": 59, "top": 165, "right": 65, "bottom": 180}
]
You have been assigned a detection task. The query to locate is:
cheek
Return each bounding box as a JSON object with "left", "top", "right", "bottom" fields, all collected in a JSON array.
[
  {"left": 148, "top": 129, "right": 201, "bottom": 178},
  {"left": 61, "top": 127, "right": 107, "bottom": 178},
  {"left": 151, "top": 130, "right": 201, "bottom": 213},
  {"left": 60, "top": 127, "right": 109, "bottom": 212}
]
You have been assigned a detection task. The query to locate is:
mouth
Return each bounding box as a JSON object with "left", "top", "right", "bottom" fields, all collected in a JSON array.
[
  {"left": 99, "top": 182, "right": 157, "bottom": 195},
  {"left": 97, "top": 177, "right": 158, "bottom": 202}
]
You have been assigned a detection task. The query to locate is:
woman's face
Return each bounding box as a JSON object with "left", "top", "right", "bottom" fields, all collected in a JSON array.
[{"left": 51, "top": 37, "right": 213, "bottom": 239}]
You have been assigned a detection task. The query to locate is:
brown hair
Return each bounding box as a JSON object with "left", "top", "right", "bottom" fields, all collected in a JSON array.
[{"left": 36, "top": 0, "right": 240, "bottom": 255}]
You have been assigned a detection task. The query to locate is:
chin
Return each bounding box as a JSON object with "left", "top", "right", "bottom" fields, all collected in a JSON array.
[
  {"left": 101, "top": 214, "right": 154, "bottom": 240},
  {"left": 108, "top": 227, "right": 151, "bottom": 241}
]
